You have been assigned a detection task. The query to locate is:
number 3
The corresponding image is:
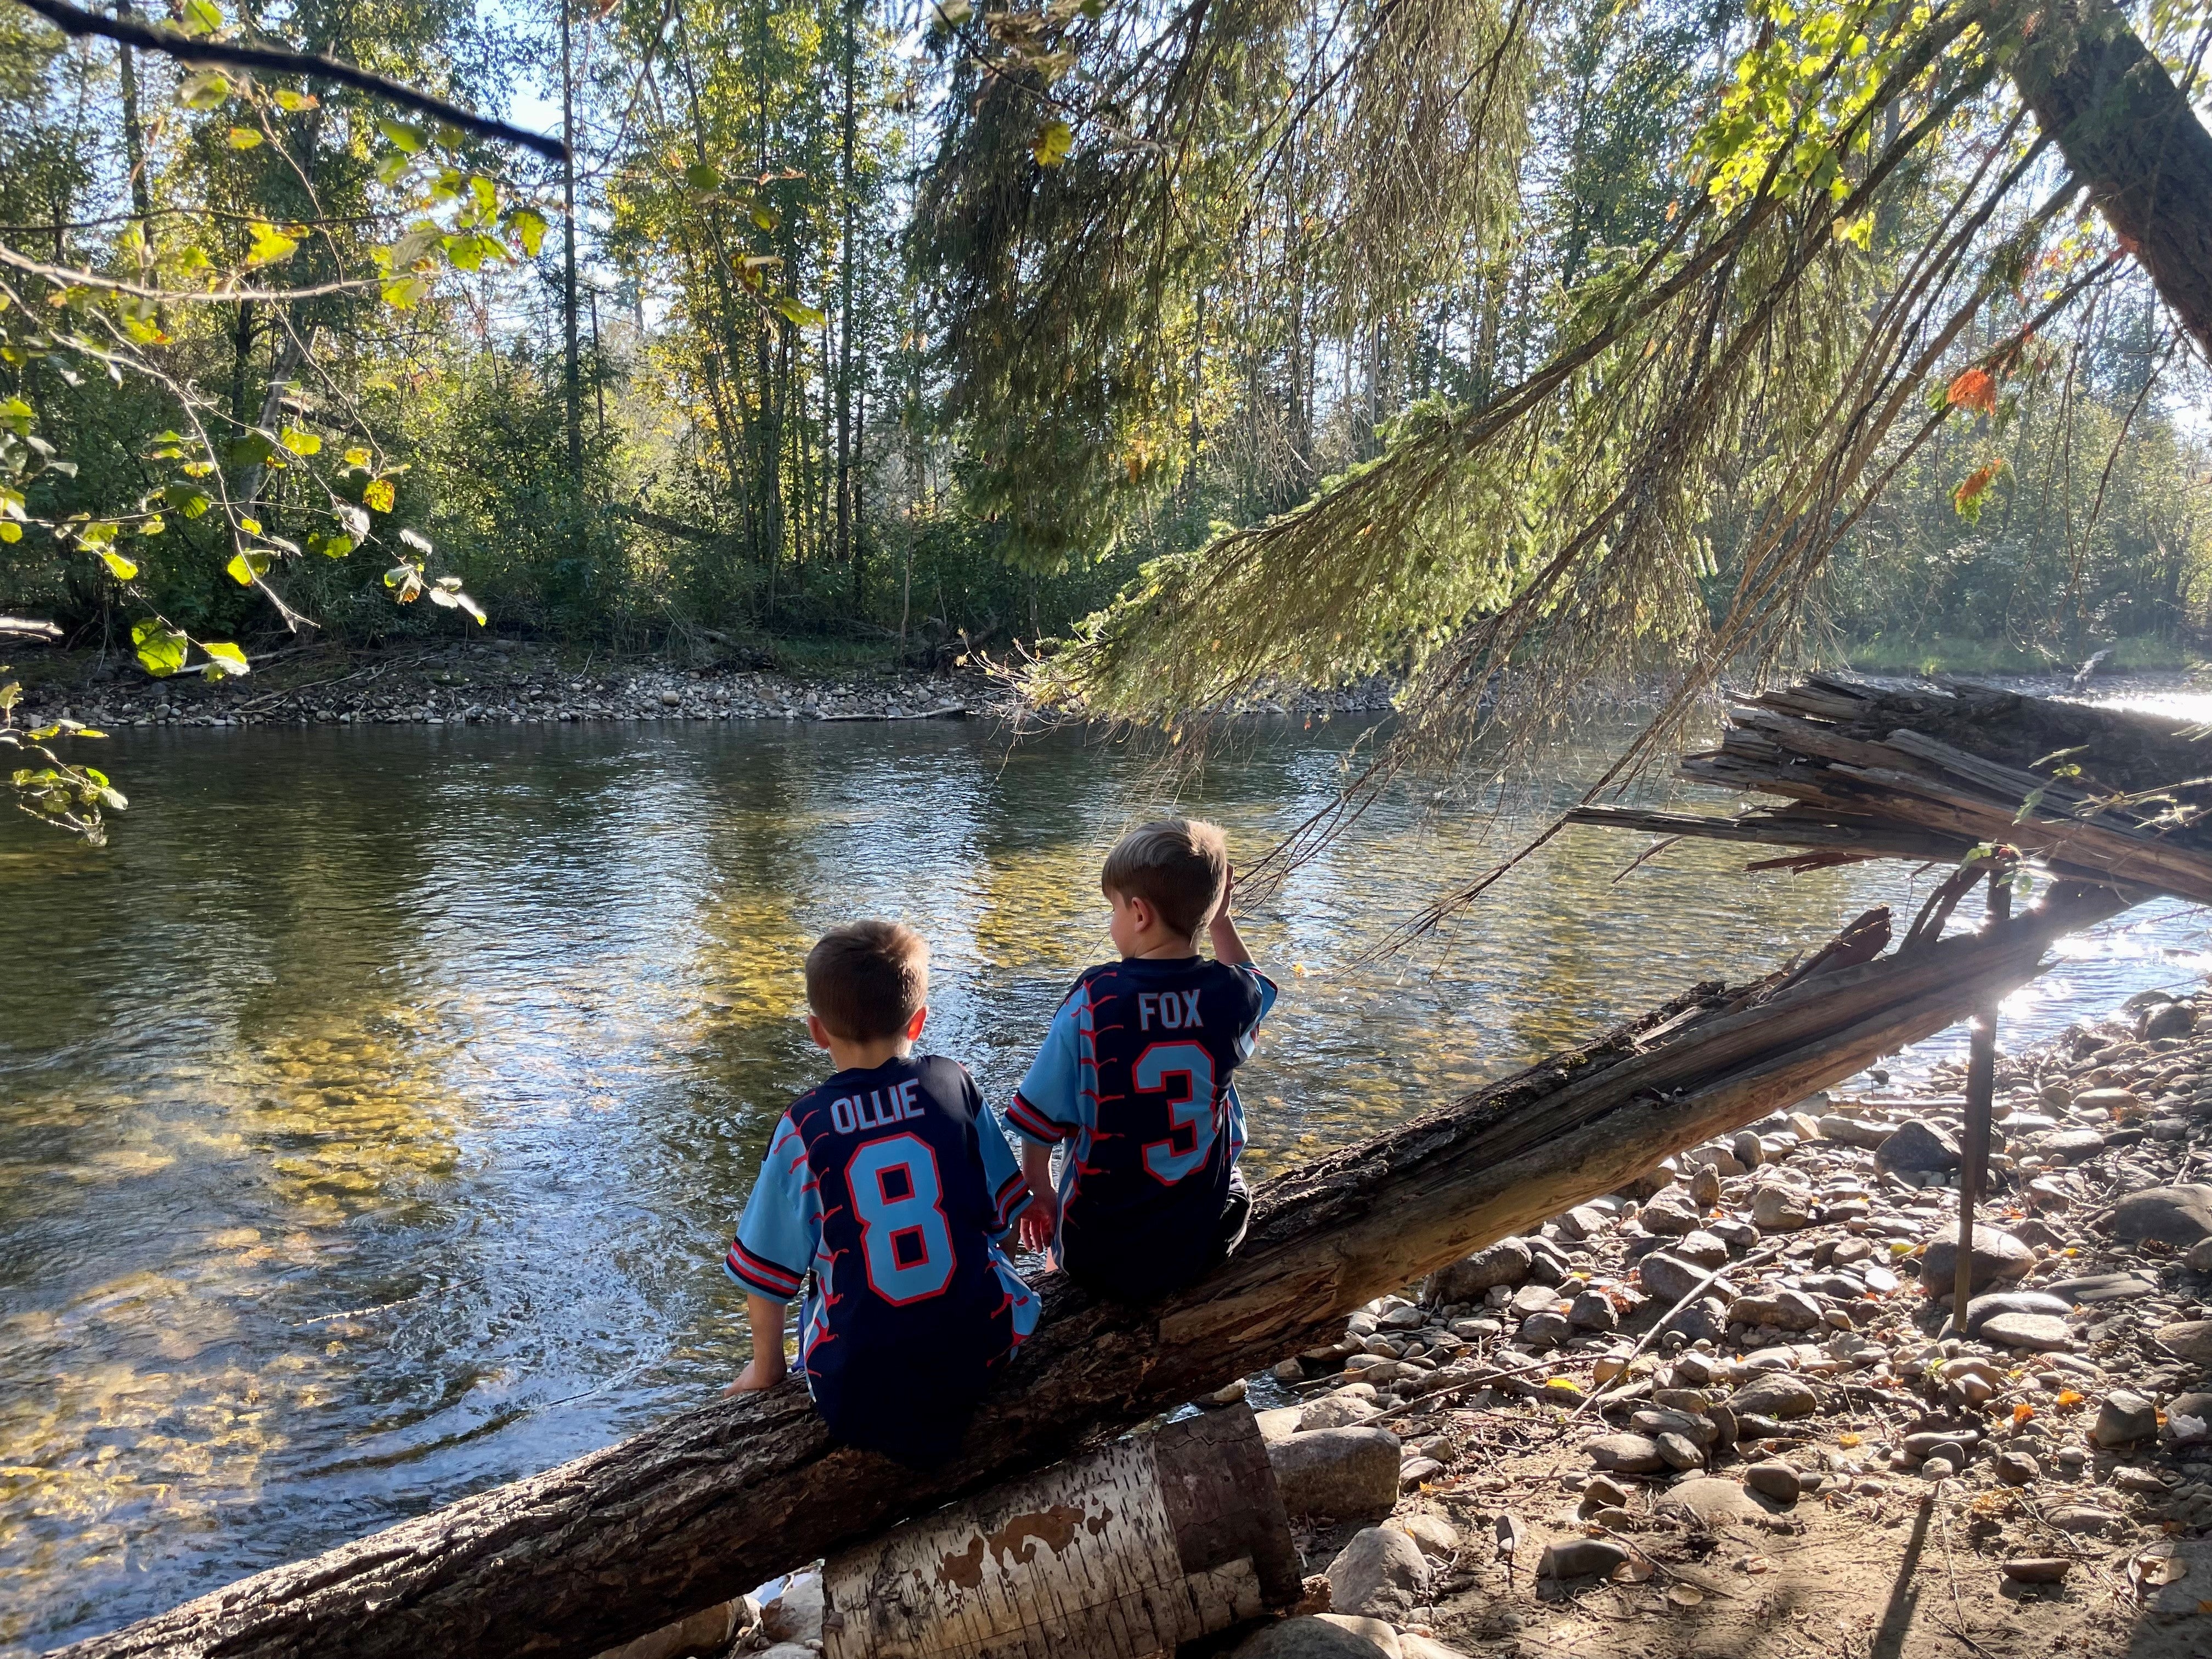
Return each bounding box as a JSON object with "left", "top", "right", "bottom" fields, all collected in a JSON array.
[
  {"left": 848, "top": 1135, "right": 955, "bottom": 1304},
  {"left": 1137, "top": 1041, "right": 1217, "bottom": 1185}
]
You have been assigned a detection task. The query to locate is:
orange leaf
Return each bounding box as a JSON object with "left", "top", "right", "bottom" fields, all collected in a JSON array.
[
  {"left": 1947, "top": 367, "right": 1997, "bottom": 414},
  {"left": 2012, "top": 1403, "right": 2035, "bottom": 1426},
  {"left": 1953, "top": 461, "right": 2004, "bottom": 512},
  {"left": 2056, "top": 1389, "right": 2085, "bottom": 1408}
]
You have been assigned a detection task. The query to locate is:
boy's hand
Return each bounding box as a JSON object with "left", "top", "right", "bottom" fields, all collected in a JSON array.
[
  {"left": 1019, "top": 1188, "right": 1060, "bottom": 1257},
  {"left": 1209, "top": 863, "right": 1252, "bottom": 967},
  {"left": 724, "top": 1353, "right": 786, "bottom": 1396}
]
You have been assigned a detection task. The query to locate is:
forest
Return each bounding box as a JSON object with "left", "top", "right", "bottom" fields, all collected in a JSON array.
[{"left": 0, "top": 0, "right": 2208, "bottom": 706}]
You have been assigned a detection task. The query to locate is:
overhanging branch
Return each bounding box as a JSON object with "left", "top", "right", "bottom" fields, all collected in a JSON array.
[{"left": 8, "top": 0, "right": 568, "bottom": 161}]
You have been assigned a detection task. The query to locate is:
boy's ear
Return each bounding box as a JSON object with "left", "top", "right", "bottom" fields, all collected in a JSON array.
[
  {"left": 1125, "top": 893, "right": 1154, "bottom": 933},
  {"left": 804, "top": 1012, "right": 834, "bottom": 1052},
  {"left": 905, "top": 1004, "right": 928, "bottom": 1041}
]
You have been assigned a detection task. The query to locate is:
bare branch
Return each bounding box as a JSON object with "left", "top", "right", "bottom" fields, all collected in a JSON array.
[{"left": 5, "top": 0, "right": 568, "bottom": 161}]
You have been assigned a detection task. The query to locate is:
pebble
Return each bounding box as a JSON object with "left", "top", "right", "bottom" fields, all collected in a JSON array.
[
  {"left": 1728, "top": 1374, "right": 1819, "bottom": 1420},
  {"left": 1743, "top": 1460, "right": 1802, "bottom": 1503},
  {"left": 1918, "top": 1229, "right": 2035, "bottom": 1295},
  {"left": 2094, "top": 1390, "right": 2160, "bottom": 1447},
  {"left": 2001, "top": 1558, "right": 2073, "bottom": 1584},
  {"left": 1536, "top": 1538, "right": 1629, "bottom": 1579},
  {"left": 1584, "top": 1434, "right": 1668, "bottom": 1474}
]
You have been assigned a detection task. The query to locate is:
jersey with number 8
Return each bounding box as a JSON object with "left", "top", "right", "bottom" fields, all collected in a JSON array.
[{"left": 728, "top": 1054, "right": 1037, "bottom": 1465}]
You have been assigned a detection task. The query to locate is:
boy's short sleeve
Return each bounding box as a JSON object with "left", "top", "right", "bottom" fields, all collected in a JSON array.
[
  {"left": 1229, "top": 963, "right": 1279, "bottom": 1062},
  {"left": 725, "top": 1115, "right": 811, "bottom": 1302},
  {"left": 1006, "top": 995, "right": 1084, "bottom": 1146},
  {"left": 976, "top": 1101, "right": 1034, "bottom": 1238}
]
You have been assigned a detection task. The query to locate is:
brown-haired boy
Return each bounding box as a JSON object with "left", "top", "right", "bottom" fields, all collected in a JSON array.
[
  {"left": 1006, "top": 820, "right": 1278, "bottom": 1302},
  {"left": 724, "top": 920, "right": 1037, "bottom": 1465}
]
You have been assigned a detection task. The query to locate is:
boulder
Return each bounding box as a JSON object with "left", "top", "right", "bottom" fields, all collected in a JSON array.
[
  {"left": 1981, "top": 1312, "right": 2073, "bottom": 1351},
  {"left": 1875, "top": 1120, "right": 1961, "bottom": 1175},
  {"left": 2166, "top": 1392, "right": 2212, "bottom": 1442},
  {"left": 1267, "top": 1427, "right": 1403, "bottom": 1520},
  {"left": 1299, "top": 1390, "right": 1381, "bottom": 1432},
  {"left": 1567, "top": 1291, "right": 1617, "bottom": 1332},
  {"left": 1673, "top": 1230, "right": 1730, "bottom": 1269},
  {"left": 2073, "top": 1086, "right": 2142, "bottom": 1115},
  {"left": 1231, "top": 1618, "right": 1398, "bottom": 1659},
  {"left": 1750, "top": 1184, "right": 1815, "bottom": 1231},
  {"left": 1325, "top": 1526, "right": 1430, "bottom": 1620},
  {"left": 2143, "top": 1001, "right": 2197, "bottom": 1039},
  {"left": 1313, "top": 1618, "right": 1398, "bottom": 1659},
  {"left": 1519, "top": 1311, "right": 1574, "bottom": 1348},
  {"left": 2044, "top": 1271, "right": 2156, "bottom": 1304},
  {"left": 1427, "top": 1239, "right": 1533, "bottom": 1302},
  {"left": 2186, "top": 1236, "right": 2212, "bottom": 1273},
  {"left": 1962, "top": 1290, "right": 2074, "bottom": 1332},
  {"left": 1638, "top": 1251, "right": 1726, "bottom": 1304},
  {"left": 759, "top": 1573, "right": 823, "bottom": 1644},
  {"left": 2155, "top": 1319, "right": 2212, "bottom": 1366},
  {"left": 2094, "top": 1391, "right": 2160, "bottom": 1448},
  {"left": 1730, "top": 1290, "right": 1823, "bottom": 1331},
  {"left": 1655, "top": 1477, "right": 1785, "bottom": 1528},
  {"left": 1584, "top": 1432, "right": 1667, "bottom": 1474},
  {"left": 2112, "top": 1186, "right": 2212, "bottom": 1246},
  {"left": 1387, "top": 1513, "right": 1460, "bottom": 1560},
  {"left": 1687, "top": 1164, "right": 1723, "bottom": 1209},
  {"left": 1640, "top": 1195, "right": 1700, "bottom": 1236},
  {"left": 1818, "top": 1114, "right": 1891, "bottom": 1150},
  {"left": 1918, "top": 1229, "right": 2034, "bottom": 1295},
  {"left": 1729, "top": 1373, "right": 1819, "bottom": 1420}
]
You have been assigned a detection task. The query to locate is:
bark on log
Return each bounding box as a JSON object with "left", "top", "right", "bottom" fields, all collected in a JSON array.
[
  {"left": 2006, "top": 0, "right": 2212, "bottom": 364},
  {"left": 821, "top": 1404, "right": 1298, "bottom": 1659},
  {"left": 56, "top": 881, "right": 2126, "bottom": 1659}
]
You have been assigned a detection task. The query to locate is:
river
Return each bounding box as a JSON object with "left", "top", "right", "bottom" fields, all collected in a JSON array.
[{"left": 2, "top": 703, "right": 2207, "bottom": 1652}]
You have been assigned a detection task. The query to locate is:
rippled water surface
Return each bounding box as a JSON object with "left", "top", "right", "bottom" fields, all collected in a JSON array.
[{"left": 3, "top": 704, "right": 2208, "bottom": 1651}]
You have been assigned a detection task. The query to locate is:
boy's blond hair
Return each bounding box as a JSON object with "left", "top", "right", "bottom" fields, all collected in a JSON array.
[
  {"left": 805, "top": 920, "right": 929, "bottom": 1041},
  {"left": 1101, "top": 819, "right": 1228, "bottom": 941}
]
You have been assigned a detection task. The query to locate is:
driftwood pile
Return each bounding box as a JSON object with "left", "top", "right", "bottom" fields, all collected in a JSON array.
[{"left": 1566, "top": 674, "right": 2212, "bottom": 903}]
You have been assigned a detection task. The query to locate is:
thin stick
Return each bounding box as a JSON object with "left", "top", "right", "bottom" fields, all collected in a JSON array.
[
  {"left": 7, "top": 0, "right": 567, "bottom": 159},
  {"left": 1950, "top": 865, "right": 2013, "bottom": 1333}
]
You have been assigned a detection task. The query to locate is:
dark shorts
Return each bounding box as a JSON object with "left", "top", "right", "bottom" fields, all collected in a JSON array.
[{"left": 1068, "top": 1178, "right": 1251, "bottom": 1305}]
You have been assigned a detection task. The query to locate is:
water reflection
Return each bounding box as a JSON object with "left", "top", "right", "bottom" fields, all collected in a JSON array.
[{"left": 0, "top": 711, "right": 2204, "bottom": 1651}]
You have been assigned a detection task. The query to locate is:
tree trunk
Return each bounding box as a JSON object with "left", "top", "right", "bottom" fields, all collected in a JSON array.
[
  {"left": 822, "top": 1406, "right": 1298, "bottom": 1659},
  {"left": 54, "top": 884, "right": 2127, "bottom": 1659},
  {"left": 560, "top": 0, "right": 584, "bottom": 489},
  {"left": 834, "top": 0, "right": 857, "bottom": 574},
  {"left": 2006, "top": 0, "right": 2212, "bottom": 362}
]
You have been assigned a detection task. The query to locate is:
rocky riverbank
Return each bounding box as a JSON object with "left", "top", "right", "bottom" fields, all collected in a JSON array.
[
  {"left": 7, "top": 642, "right": 1399, "bottom": 730},
  {"left": 1217, "top": 981, "right": 2212, "bottom": 1658}
]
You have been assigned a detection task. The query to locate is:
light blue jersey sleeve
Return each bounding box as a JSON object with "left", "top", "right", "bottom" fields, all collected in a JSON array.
[
  {"left": 725, "top": 1114, "right": 813, "bottom": 1302},
  {"left": 1230, "top": 964, "right": 1280, "bottom": 1062},
  {"left": 1006, "top": 994, "right": 1085, "bottom": 1145},
  {"left": 978, "top": 1105, "right": 1033, "bottom": 1239}
]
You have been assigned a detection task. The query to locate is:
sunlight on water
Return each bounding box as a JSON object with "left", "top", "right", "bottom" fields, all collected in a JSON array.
[{"left": 0, "top": 702, "right": 2206, "bottom": 1650}]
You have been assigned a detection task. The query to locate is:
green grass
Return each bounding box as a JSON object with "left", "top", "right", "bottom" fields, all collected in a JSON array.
[{"left": 1837, "top": 632, "right": 2204, "bottom": 677}]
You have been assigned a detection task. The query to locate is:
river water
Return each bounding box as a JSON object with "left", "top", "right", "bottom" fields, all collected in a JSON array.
[{"left": 2, "top": 704, "right": 2207, "bottom": 1651}]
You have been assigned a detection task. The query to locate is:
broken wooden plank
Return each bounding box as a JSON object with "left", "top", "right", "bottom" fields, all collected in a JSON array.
[{"left": 57, "top": 882, "right": 2125, "bottom": 1659}]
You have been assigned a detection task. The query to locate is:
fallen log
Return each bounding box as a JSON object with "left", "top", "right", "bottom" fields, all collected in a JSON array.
[
  {"left": 59, "top": 879, "right": 2125, "bottom": 1659},
  {"left": 1567, "top": 674, "right": 2212, "bottom": 900}
]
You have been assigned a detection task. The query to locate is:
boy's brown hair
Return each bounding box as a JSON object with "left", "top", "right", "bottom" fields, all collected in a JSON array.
[
  {"left": 805, "top": 920, "right": 929, "bottom": 1042},
  {"left": 1101, "top": 818, "right": 1228, "bottom": 941}
]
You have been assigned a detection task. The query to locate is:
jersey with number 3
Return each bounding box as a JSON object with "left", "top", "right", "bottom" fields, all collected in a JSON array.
[
  {"left": 1007, "top": 957, "right": 1277, "bottom": 1301},
  {"left": 726, "top": 1055, "right": 1036, "bottom": 1464}
]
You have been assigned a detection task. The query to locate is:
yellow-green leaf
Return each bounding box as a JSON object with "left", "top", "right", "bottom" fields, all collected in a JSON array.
[
  {"left": 506, "top": 208, "right": 548, "bottom": 259},
  {"left": 378, "top": 118, "right": 426, "bottom": 155},
  {"left": 1032, "top": 120, "right": 1074, "bottom": 167},
  {"left": 225, "top": 549, "right": 272, "bottom": 585},
  {"left": 132, "top": 618, "right": 188, "bottom": 678},
  {"left": 279, "top": 426, "right": 321, "bottom": 456},
  {"left": 98, "top": 549, "right": 137, "bottom": 580},
  {"left": 774, "top": 296, "right": 827, "bottom": 328},
  {"left": 179, "top": 0, "right": 222, "bottom": 36},
  {"left": 245, "top": 221, "right": 298, "bottom": 267},
  {"left": 342, "top": 445, "right": 372, "bottom": 469},
  {"left": 200, "top": 641, "right": 250, "bottom": 676},
  {"left": 273, "top": 89, "right": 318, "bottom": 112},
  {"left": 228, "top": 126, "right": 264, "bottom": 149},
  {"left": 363, "top": 478, "right": 396, "bottom": 514},
  {"left": 380, "top": 275, "right": 431, "bottom": 310},
  {"left": 179, "top": 70, "right": 231, "bottom": 108}
]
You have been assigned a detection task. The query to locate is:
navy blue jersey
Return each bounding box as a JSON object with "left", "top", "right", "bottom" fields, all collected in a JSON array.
[
  {"left": 1007, "top": 957, "right": 1277, "bottom": 1302},
  {"left": 727, "top": 1054, "right": 1037, "bottom": 1465}
]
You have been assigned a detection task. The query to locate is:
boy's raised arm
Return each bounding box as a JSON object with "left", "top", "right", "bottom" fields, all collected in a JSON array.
[
  {"left": 723, "top": 1117, "right": 812, "bottom": 1394},
  {"left": 1209, "top": 864, "right": 1251, "bottom": 967}
]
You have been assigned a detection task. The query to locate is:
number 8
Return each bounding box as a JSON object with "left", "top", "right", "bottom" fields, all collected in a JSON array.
[{"left": 848, "top": 1134, "right": 955, "bottom": 1304}]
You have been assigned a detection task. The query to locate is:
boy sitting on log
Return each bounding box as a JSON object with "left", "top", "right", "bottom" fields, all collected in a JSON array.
[
  {"left": 723, "top": 920, "right": 1039, "bottom": 1466},
  {"left": 1009, "top": 819, "right": 1278, "bottom": 1302}
]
